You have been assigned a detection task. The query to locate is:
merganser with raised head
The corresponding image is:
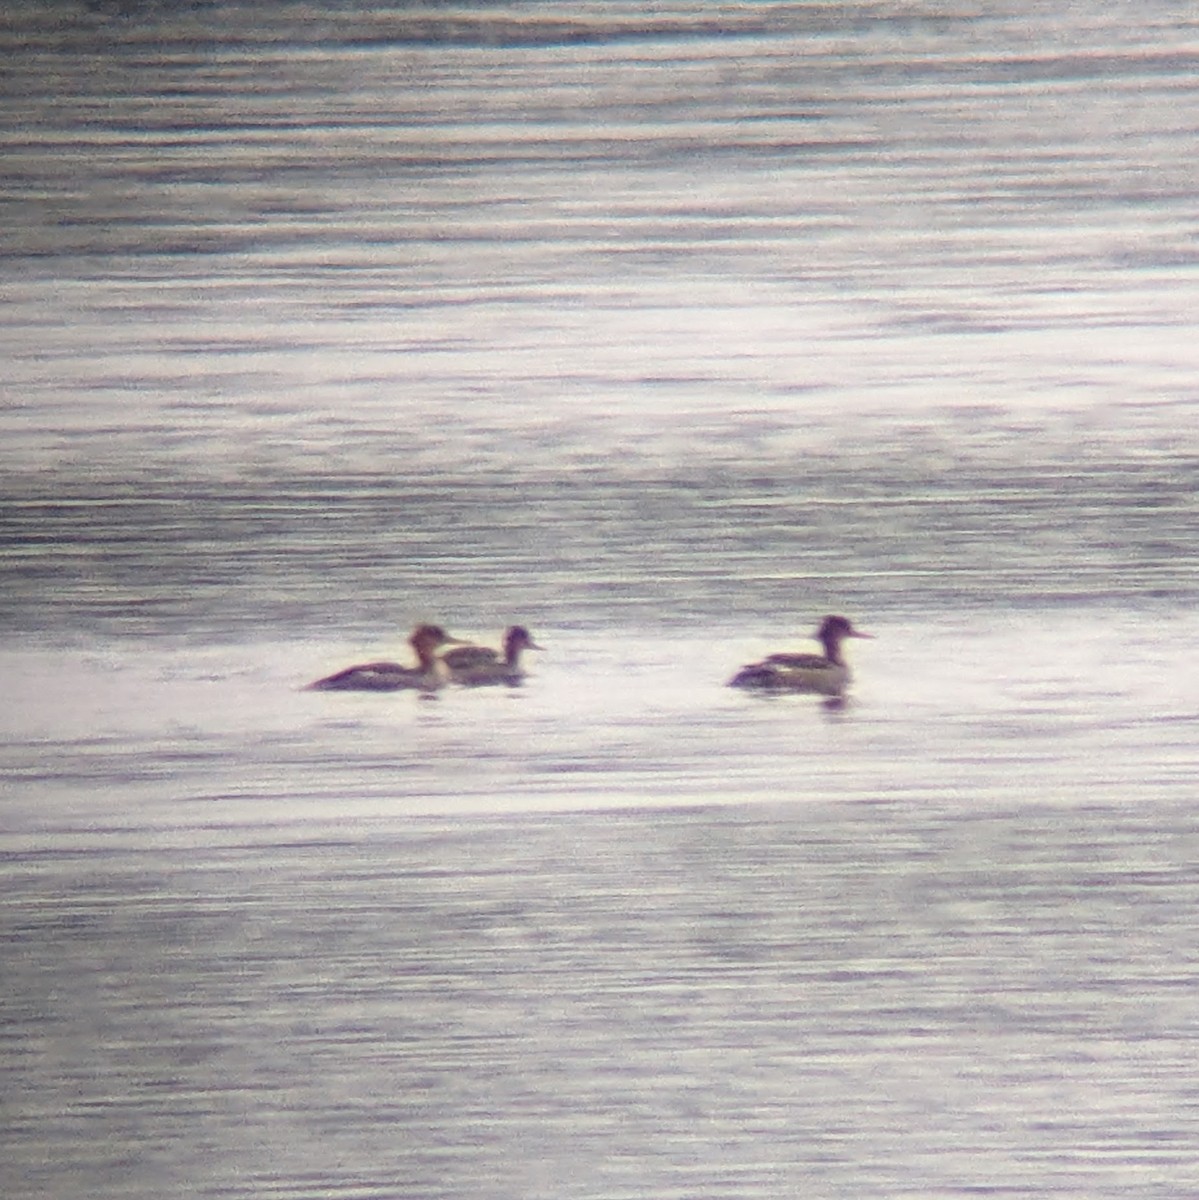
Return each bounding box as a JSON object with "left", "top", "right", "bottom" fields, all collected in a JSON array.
[
  {"left": 306, "top": 624, "right": 461, "bottom": 691},
  {"left": 728, "top": 615, "right": 872, "bottom": 696},
  {"left": 441, "top": 625, "right": 543, "bottom": 686}
]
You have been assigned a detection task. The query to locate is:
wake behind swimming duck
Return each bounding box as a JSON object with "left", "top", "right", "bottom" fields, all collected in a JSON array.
[
  {"left": 306, "top": 624, "right": 461, "bottom": 691},
  {"left": 728, "top": 615, "right": 872, "bottom": 696}
]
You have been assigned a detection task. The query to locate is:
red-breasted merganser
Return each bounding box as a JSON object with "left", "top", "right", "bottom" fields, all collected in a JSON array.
[
  {"left": 306, "top": 624, "right": 462, "bottom": 691},
  {"left": 728, "top": 614, "right": 873, "bottom": 695},
  {"left": 441, "top": 625, "right": 543, "bottom": 686}
]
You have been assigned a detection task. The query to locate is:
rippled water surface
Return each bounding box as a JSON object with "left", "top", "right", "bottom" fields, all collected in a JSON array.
[{"left": 3, "top": 1, "right": 1199, "bottom": 1196}]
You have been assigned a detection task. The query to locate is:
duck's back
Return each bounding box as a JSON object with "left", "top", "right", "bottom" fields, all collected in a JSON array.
[
  {"left": 441, "top": 644, "right": 501, "bottom": 671},
  {"left": 728, "top": 657, "right": 848, "bottom": 695},
  {"left": 307, "top": 661, "right": 422, "bottom": 691},
  {"left": 763, "top": 651, "right": 829, "bottom": 669}
]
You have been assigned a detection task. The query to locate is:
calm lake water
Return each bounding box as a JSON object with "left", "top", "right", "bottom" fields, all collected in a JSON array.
[{"left": 3, "top": 2, "right": 1199, "bottom": 1197}]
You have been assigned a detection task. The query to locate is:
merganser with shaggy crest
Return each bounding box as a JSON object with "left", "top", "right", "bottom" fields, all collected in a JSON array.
[
  {"left": 728, "top": 615, "right": 872, "bottom": 696},
  {"left": 441, "top": 625, "right": 543, "bottom": 686}
]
